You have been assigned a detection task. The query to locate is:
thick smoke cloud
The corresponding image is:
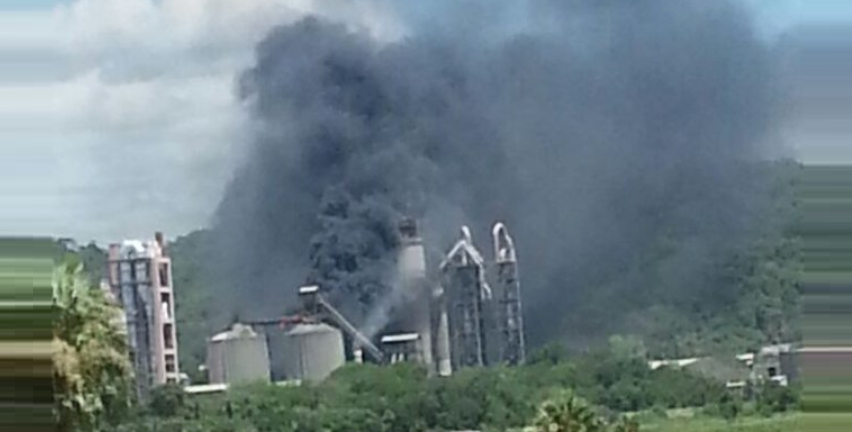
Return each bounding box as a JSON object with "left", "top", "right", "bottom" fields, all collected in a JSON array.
[{"left": 213, "top": 0, "right": 780, "bottom": 346}]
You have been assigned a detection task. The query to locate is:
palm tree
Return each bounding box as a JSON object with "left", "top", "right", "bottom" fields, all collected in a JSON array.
[
  {"left": 53, "top": 259, "right": 133, "bottom": 432},
  {"left": 534, "top": 391, "right": 605, "bottom": 432}
]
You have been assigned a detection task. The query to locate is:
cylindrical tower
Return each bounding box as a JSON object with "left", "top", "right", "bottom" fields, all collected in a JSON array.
[
  {"left": 280, "top": 323, "right": 345, "bottom": 382},
  {"left": 395, "top": 219, "right": 434, "bottom": 372},
  {"left": 207, "top": 323, "right": 271, "bottom": 385},
  {"left": 432, "top": 284, "right": 453, "bottom": 376}
]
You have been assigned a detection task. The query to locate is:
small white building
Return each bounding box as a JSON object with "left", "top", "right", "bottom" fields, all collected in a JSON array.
[
  {"left": 381, "top": 333, "right": 423, "bottom": 364},
  {"left": 648, "top": 357, "right": 701, "bottom": 370}
]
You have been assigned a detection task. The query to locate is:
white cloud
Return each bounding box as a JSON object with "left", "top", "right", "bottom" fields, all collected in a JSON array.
[
  {"left": 53, "top": 0, "right": 403, "bottom": 61},
  {"left": 0, "top": 0, "right": 404, "bottom": 242}
]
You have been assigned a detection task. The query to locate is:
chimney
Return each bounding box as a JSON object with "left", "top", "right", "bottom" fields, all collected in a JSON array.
[{"left": 399, "top": 218, "right": 418, "bottom": 241}]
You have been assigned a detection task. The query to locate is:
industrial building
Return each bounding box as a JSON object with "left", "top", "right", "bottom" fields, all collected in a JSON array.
[
  {"left": 654, "top": 343, "right": 803, "bottom": 390},
  {"left": 382, "top": 333, "right": 424, "bottom": 364},
  {"left": 492, "top": 223, "right": 526, "bottom": 366},
  {"left": 217, "top": 219, "right": 527, "bottom": 380},
  {"left": 107, "top": 232, "right": 179, "bottom": 399},
  {"left": 434, "top": 223, "right": 527, "bottom": 372}
]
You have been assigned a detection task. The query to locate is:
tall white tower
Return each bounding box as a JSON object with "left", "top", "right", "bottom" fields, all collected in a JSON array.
[{"left": 395, "top": 219, "right": 434, "bottom": 372}]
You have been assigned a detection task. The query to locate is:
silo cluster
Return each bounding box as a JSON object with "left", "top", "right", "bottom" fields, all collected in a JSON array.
[{"left": 204, "top": 219, "right": 526, "bottom": 382}]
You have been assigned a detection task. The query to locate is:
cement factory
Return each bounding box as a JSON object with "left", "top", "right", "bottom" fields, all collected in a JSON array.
[
  {"left": 105, "top": 227, "right": 806, "bottom": 398},
  {"left": 205, "top": 219, "right": 527, "bottom": 386}
]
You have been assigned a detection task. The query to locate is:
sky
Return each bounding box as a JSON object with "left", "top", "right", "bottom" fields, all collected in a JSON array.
[{"left": 0, "top": 0, "right": 850, "bottom": 243}]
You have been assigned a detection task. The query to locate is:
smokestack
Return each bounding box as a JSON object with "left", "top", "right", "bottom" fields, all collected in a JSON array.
[
  {"left": 399, "top": 218, "right": 418, "bottom": 241},
  {"left": 397, "top": 218, "right": 426, "bottom": 279},
  {"left": 395, "top": 219, "right": 433, "bottom": 372}
]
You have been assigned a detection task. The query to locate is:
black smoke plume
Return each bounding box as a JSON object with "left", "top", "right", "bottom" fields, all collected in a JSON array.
[{"left": 213, "top": 0, "right": 780, "bottom": 347}]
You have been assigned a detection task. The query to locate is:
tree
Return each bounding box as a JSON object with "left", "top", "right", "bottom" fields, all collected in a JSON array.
[
  {"left": 535, "top": 391, "right": 605, "bottom": 432},
  {"left": 608, "top": 335, "right": 647, "bottom": 360},
  {"left": 611, "top": 416, "right": 640, "bottom": 432},
  {"left": 756, "top": 381, "right": 799, "bottom": 416},
  {"left": 54, "top": 260, "right": 133, "bottom": 432},
  {"left": 77, "top": 242, "right": 107, "bottom": 286},
  {"left": 718, "top": 392, "right": 742, "bottom": 422},
  {"left": 528, "top": 342, "right": 570, "bottom": 365},
  {"left": 147, "top": 383, "right": 186, "bottom": 418}
]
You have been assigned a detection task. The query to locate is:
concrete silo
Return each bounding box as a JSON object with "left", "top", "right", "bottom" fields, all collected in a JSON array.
[
  {"left": 393, "top": 219, "right": 434, "bottom": 372},
  {"left": 281, "top": 323, "right": 345, "bottom": 382},
  {"left": 207, "top": 323, "right": 271, "bottom": 385}
]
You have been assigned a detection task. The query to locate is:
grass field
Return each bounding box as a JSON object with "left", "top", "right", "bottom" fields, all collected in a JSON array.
[
  {"left": 797, "top": 413, "right": 852, "bottom": 432},
  {"left": 644, "top": 414, "right": 852, "bottom": 432}
]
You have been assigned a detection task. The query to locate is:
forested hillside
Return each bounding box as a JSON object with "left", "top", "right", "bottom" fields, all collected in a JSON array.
[{"left": 168, "top": 230, "right": 219, "bottom": 382}]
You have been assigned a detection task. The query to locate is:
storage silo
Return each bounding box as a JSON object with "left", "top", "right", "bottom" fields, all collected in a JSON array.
[
  {"left": 206, "top": 323, "right": 271, "bottom": 385},
  {"left": 395, "top": 219, "right": 434, "bottom": 372},
  {"left": 281, "top": 323, "right": 345, "bottom": 382}
]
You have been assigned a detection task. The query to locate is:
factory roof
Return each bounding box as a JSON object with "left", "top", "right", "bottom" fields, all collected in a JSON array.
[
  {"left": 381, "top": 333, "right": 420, "bottom": 344},
  {"left": 287, "top": 322, "right": 339, "bottom": 335},
  {"left": 184, "top": 383, "right": 228, "bottom": 394},
  {"left": 797, "top": 346, "right": 852, "bottom": 353},
  {"left": 117, "top": 240, "right": 160, "bottom": 259},
  {"left": 760, "top": 344, "right": 794, "bottom": 355},
  {"left": 648, "top": 357, "right": 701, "bottom": 370},
  {"left": 726, "top": 381, "right": 747, "bottom": 389},
  {"left": 184, "top": 380, "right": 301, "bottom": 394},
  {"left": 210, "top": 323, "right": 259, "bottom": 342},
  {"left": 299, "top": 285, "right": 320, "bottom": 295},
  {"left": 736, "top": 353, "right": 755, "bottom": 362}
]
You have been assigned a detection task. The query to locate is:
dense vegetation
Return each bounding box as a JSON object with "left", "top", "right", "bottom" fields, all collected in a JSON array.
[
  {"left": 54, "top": 254, "right": 133, "bottom": 432},
  {"left": 50, "top": 251, "right": 801, "bottom": 432},
  {"left": 110, "top": 342, "right": 800, "bottom": 432}
]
